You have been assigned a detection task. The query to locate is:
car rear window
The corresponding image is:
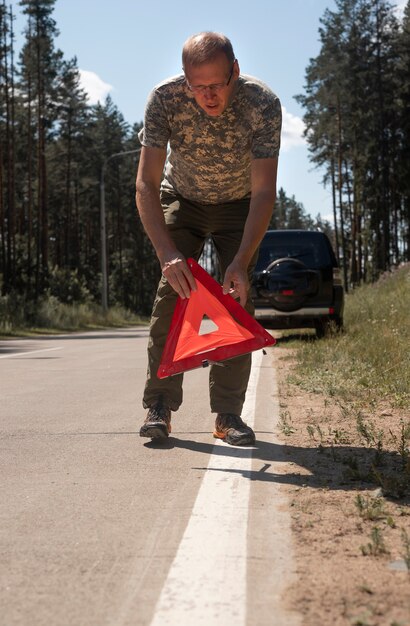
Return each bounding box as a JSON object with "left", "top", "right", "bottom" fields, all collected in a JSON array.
[{"left": 255, "top": 231, "right": 335, "bottom": 271}]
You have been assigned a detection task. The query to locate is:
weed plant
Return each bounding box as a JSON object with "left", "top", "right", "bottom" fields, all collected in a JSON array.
[
  {"left": 278, "top": 410, "right": 297, "bottom": 436},
  {"left": 360, "top": 526, "right": 389, "bottom": 556},
  {"left": 355, "top": 494, "right": 386, "bottom": 521}
]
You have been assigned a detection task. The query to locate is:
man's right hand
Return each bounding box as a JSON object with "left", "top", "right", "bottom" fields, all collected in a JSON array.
[
  {"left": 160, "top": 254, "right": 197, "bottom": 299},
  {"left": 137, "top": 148, "right": 197, "bottom": 299}
]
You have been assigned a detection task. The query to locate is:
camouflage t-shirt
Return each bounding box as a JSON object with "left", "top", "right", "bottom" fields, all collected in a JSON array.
[{"left": 138, "top": 74, "right": 282, "bottom": 204}]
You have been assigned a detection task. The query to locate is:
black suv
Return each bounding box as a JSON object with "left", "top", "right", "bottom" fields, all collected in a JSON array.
[{"left": 251, "top": 230, "right": 344, "bottom": 337}]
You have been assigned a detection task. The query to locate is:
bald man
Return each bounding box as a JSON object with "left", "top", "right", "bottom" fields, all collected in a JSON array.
[{"left": 136, "top": 31, "right": 281, "bottom": 446}]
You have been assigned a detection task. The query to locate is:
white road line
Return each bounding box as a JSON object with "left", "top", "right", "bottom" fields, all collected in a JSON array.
[
  {"left": 0, "top": 347, "right": 62, "bottom": 359},
  {"left": 149, "top": 349, "right": 263, "bottom": 626}
]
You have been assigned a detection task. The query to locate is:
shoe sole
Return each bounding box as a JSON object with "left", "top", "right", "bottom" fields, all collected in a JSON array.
[
  {"left": 140, "top": 423, "right": 170, "bottom": 439},
  {"left": 213, "top": 430, "right": 256, "bottom": 446}
]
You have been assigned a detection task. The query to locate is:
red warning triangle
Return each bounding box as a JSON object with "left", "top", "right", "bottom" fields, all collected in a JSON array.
[
  {"left": 173, "top": 280, "right": 254, "bottom": 360},
  {"left": 157, "top": 258, "right": 275, "bottom": 379}
]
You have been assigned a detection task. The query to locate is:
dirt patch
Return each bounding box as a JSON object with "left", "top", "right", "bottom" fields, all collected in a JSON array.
[{"left": 274, "top": 345, "right": 410, "bottom": 626}]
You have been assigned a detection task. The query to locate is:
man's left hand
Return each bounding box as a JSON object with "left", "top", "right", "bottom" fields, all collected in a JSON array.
[{"left": 222, "top": 259, "right": 249, "bottom": 308}]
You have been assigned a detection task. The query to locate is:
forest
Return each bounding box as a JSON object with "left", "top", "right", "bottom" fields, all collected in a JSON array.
[
  {"left": 297, "top": 0, "right": 410, "bottom": 286},
  {"left": 0, "top": 0, "right": 409, "bottom": 321}
]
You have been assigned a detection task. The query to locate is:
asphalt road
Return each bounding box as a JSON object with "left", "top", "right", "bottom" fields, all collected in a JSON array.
[{"left": 0, "top": 328, "right": 301, "bottom": 626}]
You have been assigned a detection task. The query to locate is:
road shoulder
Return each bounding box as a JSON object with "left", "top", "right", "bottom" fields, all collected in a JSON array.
[{"left": 274, "top": 344, "right": 410, "bottom": 626}]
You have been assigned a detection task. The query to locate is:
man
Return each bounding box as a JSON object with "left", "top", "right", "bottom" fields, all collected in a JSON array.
[{"left": 136, "top": 31, "right": 281, "bottom": 446}]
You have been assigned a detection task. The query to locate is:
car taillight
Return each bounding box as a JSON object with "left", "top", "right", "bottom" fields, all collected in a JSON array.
[
  {"left": 329, "top": 307, "right": 335, "bottom": 315},
  {"left": 282, "top": 290, "right": 294, "bottom": 295}
]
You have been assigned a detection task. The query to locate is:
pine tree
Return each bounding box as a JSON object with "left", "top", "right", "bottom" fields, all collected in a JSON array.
[
  {"left": 19, "top": 0, "right": 63, "bottom": 294},
  {"left": 0, "top": 2, "right": 9, "bottom": 293},
  {"left": 396, "top": 1, "right": 410, "bottom": 259},
  {"left": 47, "top": 56, "right": 89, "bottom": 270},
  {"left": 0, "top": 3, "right": 165, "bottom": 316},
  {"left": 0, "top": 2, "right": 17, "bottom": 294},
  {"left": 269, "top": 188, "right": 318, "bottom": 231},
  {"left": 296, "top": 0, "right": 406, "bottom": 286}
]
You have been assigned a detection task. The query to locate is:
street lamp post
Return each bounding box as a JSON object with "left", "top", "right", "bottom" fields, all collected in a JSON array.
[{"left": 100, "top": 148, "right": 141, "bottom": 313}]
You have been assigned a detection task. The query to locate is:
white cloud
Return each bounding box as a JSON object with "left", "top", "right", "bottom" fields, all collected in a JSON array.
[
  {"left": 281, "top": 106, "right": 306, "bottom": 151},
  {"left": 79, "top": 69, "right": 113, "bottom": 105},
  {"left": 393, "top": 0, "right": 407, "bottom": 18}
]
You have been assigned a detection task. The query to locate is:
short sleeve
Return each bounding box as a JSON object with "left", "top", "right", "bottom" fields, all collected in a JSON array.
[
  {"left": 138, "top": 88, "right": 171, "bottom": 148},
  {"left": 251, "top": 95, "right": 282, "bottom": 159}
]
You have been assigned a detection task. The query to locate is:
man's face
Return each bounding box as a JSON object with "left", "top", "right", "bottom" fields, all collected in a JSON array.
[{"left": 184, "top": 54, "right": 239, "bottom": 117}]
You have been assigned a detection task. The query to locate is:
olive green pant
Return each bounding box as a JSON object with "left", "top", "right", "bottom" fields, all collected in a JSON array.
[{"left": 143, "top": 191, "right": 257, "bottom": 415}]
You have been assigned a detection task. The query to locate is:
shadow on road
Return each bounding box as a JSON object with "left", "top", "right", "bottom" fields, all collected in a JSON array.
[
  {"left": 144, "top": 435, "right": 410, "bottom": 504},
  {"left": 273, "top": 333, "right": 317, "bottom": 345}
]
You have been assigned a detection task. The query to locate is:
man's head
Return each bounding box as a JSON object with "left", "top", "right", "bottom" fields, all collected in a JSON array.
[{"left": 182, "top": 32, "right": 240, "bottom": 117}]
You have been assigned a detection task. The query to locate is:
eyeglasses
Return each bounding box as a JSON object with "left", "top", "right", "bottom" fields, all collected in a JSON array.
[{"left": 186, "top": 62, "right": 236, "bottom": 94}]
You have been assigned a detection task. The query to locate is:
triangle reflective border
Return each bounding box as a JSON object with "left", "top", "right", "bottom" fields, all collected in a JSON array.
[{"left": 157, "top": 258, "right": 276, "bottom": 379}]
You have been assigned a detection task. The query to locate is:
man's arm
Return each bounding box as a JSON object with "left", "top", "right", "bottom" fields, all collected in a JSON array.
[
  {"left": 222, "top": 157, "right": 278, "bottom": 306},
  {"left": 135, "top": 146, "right": 196, "bottom": 298}
]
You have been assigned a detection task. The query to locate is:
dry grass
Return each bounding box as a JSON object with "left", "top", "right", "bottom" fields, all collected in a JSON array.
[
  {"left": 289, "top": 263, "right": 410, "bottom": 409},
  {"left": 0, "top": 295, "right": 147, "bottom": 337}
]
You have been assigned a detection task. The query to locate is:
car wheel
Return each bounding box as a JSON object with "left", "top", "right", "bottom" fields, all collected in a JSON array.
[
  {"left": 315, "top": 317, "right": 343, "bottom": 338},
  {"left": 315, "top": 319, "right": 330, "bottom": 339}
]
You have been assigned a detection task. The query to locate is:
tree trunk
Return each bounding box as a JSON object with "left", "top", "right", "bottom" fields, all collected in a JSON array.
[
  {"left": 375, "top": 0, "right": 390, "bottom": 271},
  {"left": 4, "top": 6, "right": 13, "bottom": 292},
  {"left": 36, "top": 12, "right": 48, "bottom": 289},
  {"left": 25, "top": 15, "right": 33, "bottom": 293},
  {"left": 330, "top": 155, "right": 341, "bottom": 265},
  {"left": 337, "top": 97, "right": 348, "bottom": 292}
]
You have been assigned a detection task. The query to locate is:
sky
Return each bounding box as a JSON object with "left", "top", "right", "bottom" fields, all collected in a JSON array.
[{"left": 10, "top": 0, "right": 407, "bottom": 221}]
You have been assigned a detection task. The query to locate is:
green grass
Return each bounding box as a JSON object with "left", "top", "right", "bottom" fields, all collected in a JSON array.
[
  {"left": 289, "top": 264, "right": 410, "bottom": 409},
  {"left": 0, "top": 295, "right": 148, "bottom": 337}
]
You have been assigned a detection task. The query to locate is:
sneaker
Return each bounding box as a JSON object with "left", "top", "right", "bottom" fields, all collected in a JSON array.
[
  {"left": 140, "top": 402, "right": 171, "bottom": 439},
  {"left": 213, "top": 413, "right": 256, "bottom": 446}
]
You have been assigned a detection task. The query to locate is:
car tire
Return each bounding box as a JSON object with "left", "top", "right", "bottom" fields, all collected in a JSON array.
[
  {"left": 315, "top": 320, "right": 329, "bottom": 339},
  {"left": 315, "top": 317, "right": 343, "bottom": 339}
]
